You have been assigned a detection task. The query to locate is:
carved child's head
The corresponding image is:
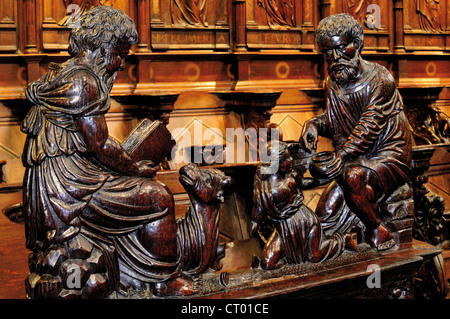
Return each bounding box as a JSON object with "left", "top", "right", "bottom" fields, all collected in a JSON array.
[{"left": 259, "top": 141, "right": 292, "bottom": 175}]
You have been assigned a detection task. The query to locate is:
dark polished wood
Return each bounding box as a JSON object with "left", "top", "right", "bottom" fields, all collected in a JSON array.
[
  {"left": 195, "top": 240, "right": 443, "bottom": 299},
  {"left": 300, "top": 13, "right": 414, "bottom": 252},
  {"left": 251, "top": 141, "right": 356, "bottom": 270},
  {"left": 21, "top": 6, "right": 232, "bottom": 298},
  {"left": 0, "top": 0, "right": 449, "bottom": 300}
]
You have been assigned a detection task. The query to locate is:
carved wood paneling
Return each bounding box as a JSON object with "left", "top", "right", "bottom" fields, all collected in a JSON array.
[
  {"left": 40, "top": 0, "right": 135, "bottom": 52},
  {"left": 225, "top": 53, "right": 324, "bottom": 95},
  {"left": 149, "top": 0, "right": 230, "bottom": 50},
  {"left": 246, "top": 0, "right": 317, "bottom": 50},
  {"left": 403, "top": 0, "right": 448, "bottom": 51},
  {"left": 0, "top": 0, "right": 17, "bottom": 52},
  {"left": 1, "top": 0, "right": 448, "bottom": 96},
  {"left": 0, "top": 0, "right": 449, "bottom": 200},
  {"left": 396, "top": 56, "right": 450, "bottom": 88},
  {"left": 327, "top": 0, "right": 392, "bottom": 52},
  {"left": 42, "top": 0, "right": 69, "bottom": 51}
]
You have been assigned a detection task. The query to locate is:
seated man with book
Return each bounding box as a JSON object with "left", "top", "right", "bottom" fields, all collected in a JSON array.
[{"left": 22, "top": 6, "right": 180, "bottom": 289}]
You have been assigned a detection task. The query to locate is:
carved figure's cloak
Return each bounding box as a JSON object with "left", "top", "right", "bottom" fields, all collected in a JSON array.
[
  {"left": 320, "top": 62, "right": 413, "bottom": 196},
  {"left": 22, "top": 61, "right": 178, "bottom": 283},
  {"left": 253, "top": 170, "right": 346, "bottom": 264}
]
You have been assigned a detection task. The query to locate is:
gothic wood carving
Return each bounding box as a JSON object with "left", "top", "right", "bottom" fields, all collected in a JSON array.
[
  {"left": 171, "top": 0, "right": 208, "bottom": 27},
  {"left": 251, "top": 141, "right": 357, "bottom": 270},
  {"left": 21, "top": 6, "right": 231, "bottom": 298},
  {"left": 300, "top": 14, "right": 414, "bottom": 251},
  {"left": 416, "top": 0, "right": 443, "bottom": 33},
  {"left": 257, "top": 0, "right": 296, "bottom": 29},
  {"left": 401, "top": 87, "right": 450, "bottom": 146},
  {"left": 411, "top": 147, "right": 449, "bottom": 248},
  {"left": 246, "top": 0, "right": 316, "bottom": 50}
]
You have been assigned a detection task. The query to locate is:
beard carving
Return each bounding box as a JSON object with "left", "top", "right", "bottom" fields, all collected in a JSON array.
[
  {"left": 89, "top": 51, "right": 118, "bottom": 92},
  {"left": 328, "top": 54, "right": 360, "bottom": 85}
]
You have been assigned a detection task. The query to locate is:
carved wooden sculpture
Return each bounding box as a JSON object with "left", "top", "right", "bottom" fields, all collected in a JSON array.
[
  {"left": 300, "top": 14, "right": 414, "bottom": 251},
  {"left": 411, "top": 148, "right": 449, "bottom": 248},
  {"left": 404, "top": 91, "right": 450, "bottom": 145},
  {"left": 177, "top": 164, "right": 230, "bottom": 275},
  {"left": 21, "top": 6, "right": 230, "bottom": 298},
  {"left": 251, "top": 141, "right": 357, "bottom": 270},
  {"left": 300, "top": 14, "right": 413, "bottom": 250}
]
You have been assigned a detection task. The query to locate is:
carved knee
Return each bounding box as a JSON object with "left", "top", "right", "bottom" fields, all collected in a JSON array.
[
  {"left": 342, "top": 165, "right": 365, "bottom": 194},
  {"left": 141, "top": 179, "right": 175, "bottom": 216}
]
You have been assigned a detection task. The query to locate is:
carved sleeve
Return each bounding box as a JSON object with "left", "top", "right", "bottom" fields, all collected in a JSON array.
[
  {"left": 21, "top": 66, "right": 110, "bottom": 164},
  {"left": 59, "top": 68, "right": 109, "bottom": 117},
  {"left": 340, "top": 79, "right": 402, "bottom": 158}
]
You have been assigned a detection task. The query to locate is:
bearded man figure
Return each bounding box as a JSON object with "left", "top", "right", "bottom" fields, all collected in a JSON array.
[
  {"left": 22, "top": 6, "right": 183, "bottom": 296},
  {"left": 300, "top": 14, "right": 414, "bottom": 250}
]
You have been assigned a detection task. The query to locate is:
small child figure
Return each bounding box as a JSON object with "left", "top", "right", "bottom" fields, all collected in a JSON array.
[{"left": 252, "top": 141, "right": 357, "bottom": 270}]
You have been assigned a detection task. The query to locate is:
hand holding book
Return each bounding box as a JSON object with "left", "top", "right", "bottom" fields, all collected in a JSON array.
[{"left": 122, "top": 119, "right": 176, "bottom": 172}]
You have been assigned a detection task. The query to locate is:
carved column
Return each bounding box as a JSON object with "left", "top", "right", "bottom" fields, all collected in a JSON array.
[
  {"left": 136, "top": 0, "right": 151, "bottom": 52},
  {"left": 318, "top": 0, "right": 332, "bottom": 19},
  {"left": 233, "top": 0, "right": 246, "bottom": 52},
  {"left": 22, "top": 0, "right": 39, "bottom": 54},
  {"left": 18, "top": 0, "right": 44, "bottom": 83},
  {"left": 393, "top": 0, "right": 405, "bottom": 53}
]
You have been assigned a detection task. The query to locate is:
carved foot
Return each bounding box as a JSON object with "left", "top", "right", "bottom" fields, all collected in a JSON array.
[
  {"left": 366, "top": 224, "right": 395, "bottom": 251},
  {"left": 151, "top": 274, "right": 200, "bottom": 297}
]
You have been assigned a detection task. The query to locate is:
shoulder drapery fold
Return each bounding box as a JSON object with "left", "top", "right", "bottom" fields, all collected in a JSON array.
[{"left": 21, "top": 63, "right": 110, "bottom": 165}]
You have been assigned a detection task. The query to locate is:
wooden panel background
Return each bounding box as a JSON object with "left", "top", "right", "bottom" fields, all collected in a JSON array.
[{"left": 0, "top": 0, "right": 448, "bottom": 215}]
